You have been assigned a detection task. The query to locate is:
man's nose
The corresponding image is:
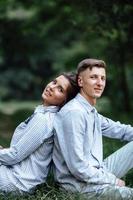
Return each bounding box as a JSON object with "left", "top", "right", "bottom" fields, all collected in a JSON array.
[{"left": 97, "top": 78, "right": 103, "bottom": 85}]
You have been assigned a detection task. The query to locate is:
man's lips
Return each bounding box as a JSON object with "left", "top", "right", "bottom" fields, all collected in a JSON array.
[{"left": 94, "top": 88, "right": 103, "bottom": 92}]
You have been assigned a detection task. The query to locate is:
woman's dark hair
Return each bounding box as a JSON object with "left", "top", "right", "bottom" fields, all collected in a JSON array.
[{"left": 61, "top": 72, "right": 79, "bottom": 103}]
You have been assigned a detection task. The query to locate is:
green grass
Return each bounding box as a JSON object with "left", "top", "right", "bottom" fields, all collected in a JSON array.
[
  {"left": 0, "top": 185, "right": 86, "bottom": 200},
  {"left": 0, "top": 101, "right": 132, "bottom": 199}
]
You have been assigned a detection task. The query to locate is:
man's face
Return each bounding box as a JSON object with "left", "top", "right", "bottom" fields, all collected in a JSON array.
[
  {"left": 42, "top": 75, "right": 71, "bottom": 106},
  {"left": 78, "top": 67, "right": 106, "bottom": 105}
]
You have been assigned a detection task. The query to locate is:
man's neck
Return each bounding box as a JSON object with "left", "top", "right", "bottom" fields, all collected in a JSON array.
[
  {"left": 91, "top": 99, "right": 96, "bottom": 106},
  {"left": 80, "top": 92, "right": 97, "bottom": 106}
]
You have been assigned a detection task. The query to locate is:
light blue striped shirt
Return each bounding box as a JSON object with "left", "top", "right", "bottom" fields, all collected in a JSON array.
[
  {"left": 0, "top": 105, "right": 59, "bottom": 193},
  {"left": 53, "top": 94, "right": 133, "bottom": 193}
]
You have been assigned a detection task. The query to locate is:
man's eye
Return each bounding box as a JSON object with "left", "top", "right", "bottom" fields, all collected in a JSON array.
[
  {"left": 90, "top": 76, "right": 96, "bottom": 79},
  {"left": 102, "top": 77, "right": 106, "bottom": 81}
]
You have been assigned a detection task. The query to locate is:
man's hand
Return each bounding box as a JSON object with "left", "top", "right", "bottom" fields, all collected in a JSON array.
[{"left": 116, "top": 178, "right": 125, "bottom": 187}]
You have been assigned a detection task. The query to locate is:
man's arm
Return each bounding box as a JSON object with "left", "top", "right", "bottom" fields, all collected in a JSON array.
[
  {"left": 100, "top": 114, "right": 133, "bottom": 141},
  {"left": 0, "top": 113, "right": 52, "bottom": 165}
]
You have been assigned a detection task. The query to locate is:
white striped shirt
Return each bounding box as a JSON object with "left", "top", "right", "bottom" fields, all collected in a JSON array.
[{"left": 0, "top": 105, "right": 59, "bottom": 193}]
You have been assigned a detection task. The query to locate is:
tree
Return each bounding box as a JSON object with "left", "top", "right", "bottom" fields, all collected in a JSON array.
[{"left": 0, "top": 0, "right": 132, "bottom": 113}]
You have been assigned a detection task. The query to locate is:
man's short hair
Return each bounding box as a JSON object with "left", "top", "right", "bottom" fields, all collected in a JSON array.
[{"left": 77, "top": 58, "right": 106, "bottom": 75}]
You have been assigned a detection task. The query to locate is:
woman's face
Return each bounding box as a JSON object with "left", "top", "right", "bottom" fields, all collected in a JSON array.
[{"left": 42, "top": 75, "right": 71, "bottom": 106}]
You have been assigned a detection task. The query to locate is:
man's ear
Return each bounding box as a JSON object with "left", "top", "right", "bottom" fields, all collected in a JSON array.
[{"left": 78, "top": 75, "right": 83, "bottom": 87}]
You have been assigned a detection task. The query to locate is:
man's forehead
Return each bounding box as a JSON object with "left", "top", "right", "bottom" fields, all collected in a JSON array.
[{"left": 85, "top": 67, "right": 106, "bottom": 75}]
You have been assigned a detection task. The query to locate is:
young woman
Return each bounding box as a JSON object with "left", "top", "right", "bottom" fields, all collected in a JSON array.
[{"left": 0, "top": 72, "right": 79, "bottom": 194}]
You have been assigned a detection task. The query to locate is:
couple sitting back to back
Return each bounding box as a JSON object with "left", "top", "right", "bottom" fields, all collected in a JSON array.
[{"left": 0, "top": 58, "right": 133, "bottom": 200}]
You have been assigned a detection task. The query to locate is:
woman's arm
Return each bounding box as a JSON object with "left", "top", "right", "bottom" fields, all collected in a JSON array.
[{"left": 0, "top": 113, "right": 53, "bottom": 165}]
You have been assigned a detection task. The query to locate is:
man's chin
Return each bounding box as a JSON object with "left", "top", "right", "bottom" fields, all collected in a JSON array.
[{"left": 94, "top": 94, "right": 102, "bottom": 99}]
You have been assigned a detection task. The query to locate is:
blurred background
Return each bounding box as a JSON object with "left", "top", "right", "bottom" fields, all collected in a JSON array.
[{"left": 0, "top": 0, "right": 132, "bottom": 186}]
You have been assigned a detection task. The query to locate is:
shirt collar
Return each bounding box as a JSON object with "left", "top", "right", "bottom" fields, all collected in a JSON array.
[
  {"left": 75, "top": 93, "right": 97, "bottom": 113},
  {"left": 34, "top": 105, "right": 59, "bottom": 114}
]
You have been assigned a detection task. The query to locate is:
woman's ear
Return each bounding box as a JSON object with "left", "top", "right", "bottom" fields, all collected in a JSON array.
[{"left": 78, "top": 75, "right": 83, "bottom": 87}]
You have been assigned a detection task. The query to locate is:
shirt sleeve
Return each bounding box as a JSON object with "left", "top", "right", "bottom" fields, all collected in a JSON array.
[
  {"left": 100, "top": 114, "right": 133, "bottom": 141},
  {"left": 56, "top": 110, "right": 117, "bottom": 185},
  {"left": 0, "top": 113, "right": 54, "bottom": 165}
]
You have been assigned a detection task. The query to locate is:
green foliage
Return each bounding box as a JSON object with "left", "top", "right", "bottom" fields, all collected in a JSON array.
[{"left": 0, "top": 0, "right": 133, "bottom": 110}]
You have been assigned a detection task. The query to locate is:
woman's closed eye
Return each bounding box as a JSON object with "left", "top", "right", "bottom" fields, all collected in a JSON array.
[{"left": 58, "top": 86, "right": 64, "bottom": 93}]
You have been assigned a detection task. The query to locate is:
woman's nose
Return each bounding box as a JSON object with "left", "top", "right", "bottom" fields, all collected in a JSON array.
[{"left": 49, "top": 84, "right": 56, "bottom": 90}]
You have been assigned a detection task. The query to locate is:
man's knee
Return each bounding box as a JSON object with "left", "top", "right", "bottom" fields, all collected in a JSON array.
[
  {"left": 125, "top": 141, "right": 133, "bottom": 154},
  {"left": 98, "top": 186, "right": 133, "bottom": 200}
]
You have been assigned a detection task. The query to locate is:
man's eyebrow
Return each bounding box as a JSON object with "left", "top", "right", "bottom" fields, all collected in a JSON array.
[
  {"left": 90, "top": 74, "right": 99, "bottom": 76},
  {"left": 90, "top": 73, "right": 106, "bottom": 76}
]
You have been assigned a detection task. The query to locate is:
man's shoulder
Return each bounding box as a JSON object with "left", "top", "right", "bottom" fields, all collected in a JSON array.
[{"left": 60, "top": 98, "right": 83, "bottom": 113}]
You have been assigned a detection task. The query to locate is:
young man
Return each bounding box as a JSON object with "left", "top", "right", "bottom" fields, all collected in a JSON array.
[
  {"left": 0, "top": 72, "right": 79, "bottom": 194},
  {"left": 53, "top": 59, "right": 133, "bottom": 199}
]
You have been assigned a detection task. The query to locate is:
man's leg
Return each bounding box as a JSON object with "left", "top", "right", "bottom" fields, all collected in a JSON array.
[
  {"left": 97, "top": 141, "right": 133, "bottom": 200},
  {"left": 81, "top": 142, "right": 133, "bottom": 200},
  {"left": 104, "top": 141, "right": 133, "bottom": 178}
]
